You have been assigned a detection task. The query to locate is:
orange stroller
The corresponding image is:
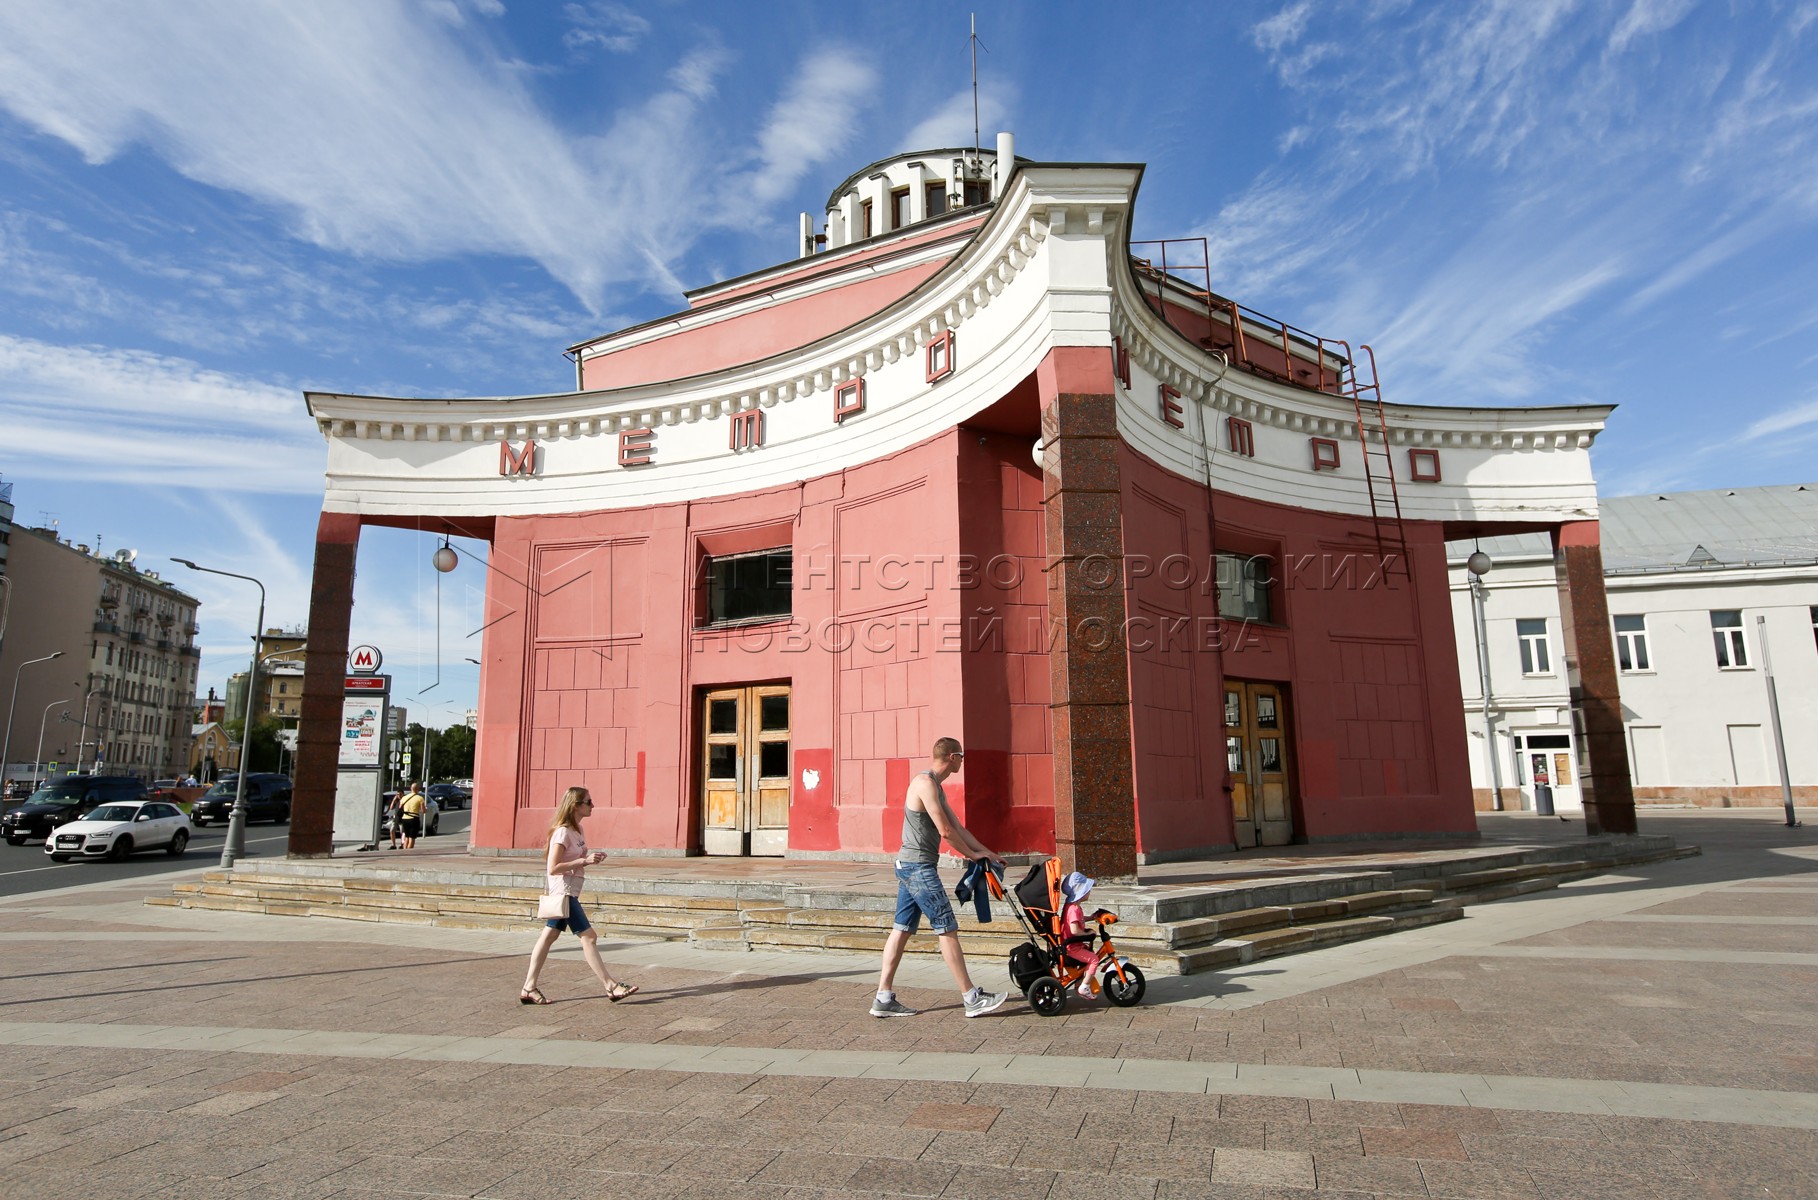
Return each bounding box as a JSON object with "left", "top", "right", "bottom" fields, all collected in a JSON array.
[{"left": 998, "top": 858, "right": 1146, "bottom": 1016}]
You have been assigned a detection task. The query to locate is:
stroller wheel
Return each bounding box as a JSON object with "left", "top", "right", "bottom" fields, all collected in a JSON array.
[
  {"left": 1027, "top": 975, "right": 1068, "bottom": 1017},
  {"left": 1103, "top": 962, "right": 1147, "bottom": 1007},
  {"left": 1008, "top": 943, "right": 1047, "bottom": 993}
]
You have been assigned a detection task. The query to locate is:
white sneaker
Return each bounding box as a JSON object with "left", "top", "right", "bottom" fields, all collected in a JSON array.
[
  {"left": 1077, "top": 977, "right": 1099, "bottom": 998},
  {"left": 963, "top": 989, "right": 1007, "bottom": 1018},
  {"left": 870, "top": 996, "right": 918, "bottom": 1018}
]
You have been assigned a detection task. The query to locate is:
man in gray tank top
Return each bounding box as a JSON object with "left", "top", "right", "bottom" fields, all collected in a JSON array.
[{"left": 872, "top": 737, "right": 1010, "bottom": 1018}]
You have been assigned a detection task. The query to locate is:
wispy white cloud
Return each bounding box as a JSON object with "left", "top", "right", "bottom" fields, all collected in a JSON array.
[
  {"left": 1608, "top": 0, "right": 1698, "bottom": 54},
  {"left": 562, "top": 1, "right": 651, "bottom": 55},
  {"left": 1740, "top": 395, "right": 1818, "bottom": 442},
  {"left": 1213, "top": 1, "right": 1818, "bottom": 411},
  {"left": 0, "top": 2, "right": 871, "bottom": 312},
  {"left": 0, "top": 335, "right": 323, "bottom": 492},
  {"left": 899, "top": 83, "right": 1016, "bottom": 155},
  {"left": 732, "top": 49, "right": 879, "bottom": 209}
]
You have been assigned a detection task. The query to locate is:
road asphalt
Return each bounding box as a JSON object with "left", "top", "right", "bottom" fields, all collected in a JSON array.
[
  {"left": 0, "top": 810, "right": 472, "bottom": 899},
  {"left": 0, "top": 808, "right": 1812, "bottom": 1198}
]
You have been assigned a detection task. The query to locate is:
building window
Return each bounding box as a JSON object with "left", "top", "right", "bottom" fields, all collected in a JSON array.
[
  {"left": 890, "top": 186, "right": 910, "bottom": 229},
  {"left": 961, "top": 178, "right": 991, "bottom": 207},
  {"left": 1614, "top": 614, "right": 1650, "bottom": 672},
  {"left": 1215, "top": 553, "right": 1273, "bottom": 624},
  {"left": 860, "top": 198, "right": 873, "bottom": 240},
  {"left": 1810, "top": 606, "right": 1817, "bottom": 651},
  {"left": 703, "top": 549, "right": 792, "bottom": 626},
  {"left": 1517, "top": 618, "right": 1551, "bottom": 675},
  {"left": 1711, "top": 610, "right": 1748, "bottom": 668},
  {"left": 925, "top": 182, "right": 948, "bottom": 218}
]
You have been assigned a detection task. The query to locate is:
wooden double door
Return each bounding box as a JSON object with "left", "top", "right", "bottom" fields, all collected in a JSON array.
[
  {"left": 1225, "top": 680, "right": 1295, "bottom": 848},
  {"left": 699, "top": 684, "right": 791, "bottom": 856}
]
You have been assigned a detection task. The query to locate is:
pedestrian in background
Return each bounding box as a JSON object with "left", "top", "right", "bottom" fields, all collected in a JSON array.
[
  {"left": 385, "top": 788, "right": 405, "bottom": 850},
  {"left": 398, "top": 782, "right": 428, "bottom": 848},
  {"left": 520, "top": 785, "right": 639, "bottom": 1005}
]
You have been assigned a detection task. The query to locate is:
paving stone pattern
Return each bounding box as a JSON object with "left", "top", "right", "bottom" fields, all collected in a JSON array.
[{"left": 0, "top": 811, "right": 1814, "bottom": 1198}]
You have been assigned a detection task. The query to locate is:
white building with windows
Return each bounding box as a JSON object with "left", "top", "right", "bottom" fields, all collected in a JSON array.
[{"left": 1449, "top": 485, "right": 1818, "bottom": 812}]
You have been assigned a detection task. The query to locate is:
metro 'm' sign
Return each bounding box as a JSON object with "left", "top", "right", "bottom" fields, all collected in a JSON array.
[{"left": 347, "top": 644, "right": 383, "bottom": 673}]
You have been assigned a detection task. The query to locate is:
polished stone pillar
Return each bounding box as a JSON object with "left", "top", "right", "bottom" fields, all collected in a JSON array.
[
  {"left": 289, "top": 512, "right": 361, "bottom": 857},
  {"left": 1038, "top": 346, "right": 1138, "bottom": 879},
  {"left": 1552, "top": 520, "right": 1637, "bottom": 835}
]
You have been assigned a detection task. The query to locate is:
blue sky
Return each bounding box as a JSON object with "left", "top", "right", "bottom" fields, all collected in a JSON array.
[{"left": 1, "top": 0, "right": 1815, "bottom": 723}]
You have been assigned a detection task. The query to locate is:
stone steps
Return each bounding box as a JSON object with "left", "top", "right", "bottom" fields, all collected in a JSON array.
[{"left": 151, "top": 833, "right": 1688, "bottom": 976}]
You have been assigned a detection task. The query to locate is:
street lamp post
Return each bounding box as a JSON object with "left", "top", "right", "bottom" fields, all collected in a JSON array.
[
  {"left": 4, "top": 651, "right": 65, "bottom": 793},
  {"left": 1465, "top": 549, "right": 1507, "bottom": 812},
  {"left": 33, "top": 692, "right": 76, "bottom": 788},
  {"left": 172, "top": 558, "right": 266, "bottom": 869}
]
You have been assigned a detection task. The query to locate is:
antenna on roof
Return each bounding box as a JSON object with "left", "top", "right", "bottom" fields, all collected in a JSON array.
[{"left": 969, "top": 13, "right": 987, "bottom": 162}]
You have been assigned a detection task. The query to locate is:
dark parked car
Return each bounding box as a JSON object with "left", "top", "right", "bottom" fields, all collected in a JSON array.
[
  {"left": 190, "top": 774, "right": 293, "bottom": 826},
  {"left": 425, "top": 783, "right": 469, "bottom": 811},
  {"left": 3, "top": 776, "right": 150, "bottom": 843}
]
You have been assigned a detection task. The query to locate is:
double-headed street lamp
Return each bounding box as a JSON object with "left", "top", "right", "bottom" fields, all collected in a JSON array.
[
  {"left": 34, "top": 688, "right": 77, "bottom": 786},
  {"left": 4, "top": 651, "right": 65, "bottom": 792},
  {"left": 172, "top": 558, "right": 265, "bottom": 869}
]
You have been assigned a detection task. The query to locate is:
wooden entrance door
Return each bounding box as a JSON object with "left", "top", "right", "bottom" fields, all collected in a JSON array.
[
  {"left": 1224, "top": 680, "right": 1295, "bottom": 848},
  {"left": 700, "top": 684, "right": 791, "bottom": 856}
]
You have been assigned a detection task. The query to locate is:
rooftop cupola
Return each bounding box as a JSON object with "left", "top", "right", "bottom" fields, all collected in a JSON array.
[{"left": 801, "top": 131, "right": 1017, "bottom": 256}]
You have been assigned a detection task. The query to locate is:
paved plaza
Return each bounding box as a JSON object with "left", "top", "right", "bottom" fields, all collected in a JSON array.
[{"left": 1, "top": 810, "right": 1814, "bottom": 1199}]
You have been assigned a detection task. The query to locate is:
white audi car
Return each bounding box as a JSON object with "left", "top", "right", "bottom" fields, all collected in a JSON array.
[{"left": 46, "top": 800, "right": 191, "bottom": 862}]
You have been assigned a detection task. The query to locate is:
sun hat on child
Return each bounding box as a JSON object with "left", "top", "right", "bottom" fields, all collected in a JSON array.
[{"left": 1061, "top": 871, "right": 1096, "bottom": 906}]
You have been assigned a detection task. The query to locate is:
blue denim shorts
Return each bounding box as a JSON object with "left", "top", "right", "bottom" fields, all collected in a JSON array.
[
  {"left": 892, "top": 861, "right": 958, "bottom": 935},
  {"left": 545, "top": 895, "right": 592, "bottom": 935}
]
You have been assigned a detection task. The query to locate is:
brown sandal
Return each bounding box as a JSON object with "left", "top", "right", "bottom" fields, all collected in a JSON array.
[
  {"left": 519, "top": 987, "right": 550, "bottom": 1005},
  {"left": 606, "top": 982, "right": 639, "bottom": 1003}
]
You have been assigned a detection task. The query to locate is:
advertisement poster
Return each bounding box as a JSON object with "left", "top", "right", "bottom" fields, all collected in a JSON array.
[{"left": 340, "top": 698, "right": 382, "bottom": 766}]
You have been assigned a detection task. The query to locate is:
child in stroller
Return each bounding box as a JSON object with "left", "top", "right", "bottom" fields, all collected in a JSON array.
[{"left": 1004, "top": 858, "right": 1147, "bottom": 1016}]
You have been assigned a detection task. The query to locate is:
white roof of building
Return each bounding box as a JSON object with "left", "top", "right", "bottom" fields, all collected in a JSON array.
[{"left": 1449, "top": 484, "right": 1818, "bottom": 570}]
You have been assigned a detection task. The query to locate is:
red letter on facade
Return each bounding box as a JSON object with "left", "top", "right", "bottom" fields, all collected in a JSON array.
[
  {"left": 926, "top": 330, "right": 955, "bottom": 382},
  {"left": 1226, "top": 416, "right": 1254, "bottom": 458},
  {"left": 499, "top": 439, "right": 537, "bottom": 476},
  {"left": 1159, "top": 384, "right": 1185, "bottom": 429},
  {"left": 1112, "top": 337, "right": 1131, "bottom": 389},
  {"left": 834, "top": 378, "right": 865, "bottom": 423},
  {"left": 619, "top": 428, "right": 655, "bottom": 467},
  {"left": 1310, "top": 437, "right": 1340, "bottom": 471},
  {"left": 1408, "top": 448, "right": 1441, "bottom": 482},
  {"left": 729, "top": 409, "right": 765, "bottom": 451}
]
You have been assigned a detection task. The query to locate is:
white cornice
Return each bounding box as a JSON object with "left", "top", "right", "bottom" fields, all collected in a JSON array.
[
  {"left": 307, "top": 161, "right": 1614, "bottom": 527},
  {"left": 309, "top": 167, "right": 1141, "bottom": 518}
]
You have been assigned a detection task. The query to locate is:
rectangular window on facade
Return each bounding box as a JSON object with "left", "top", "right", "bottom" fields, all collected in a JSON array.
[
  {"left": 1614, "top": 614, "right": 1650, "bottom": 671},
  {"left": 961, "top": 178, "right": 991, "bottom": 207},
  {"left": 1214, "top": 553, "right": 1273, "bottom": 624},
  {"left": 704, "top": 549, "right": 793, "bottom": 626},
  {"left": 1810, "top": 606, "right": 1817, "bottom": 650},
  {"left": 925, "top": 182, "right": 948, "bottom": 218},
  {"left": 1517, "top": 618, "right": 1551, "bottom": 675},
  {"left": 860, "top": 199, "right": 873, "bottom": 239},
  {"left": 890, "top": 187, "right": 910, "bottom": 229},
  {"left": 1711, "top": 610, "right": 1748, "bottom": 668}
]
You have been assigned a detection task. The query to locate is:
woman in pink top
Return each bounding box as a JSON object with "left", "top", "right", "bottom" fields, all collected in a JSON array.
[{"left": 519, "top": 786, "right": 639, "bottom": 1004}]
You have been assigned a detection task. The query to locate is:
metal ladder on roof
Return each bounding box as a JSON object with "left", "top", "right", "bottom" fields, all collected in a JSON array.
[{"left": 1336, "top": 342, "right": 1410, "bottom": 580}]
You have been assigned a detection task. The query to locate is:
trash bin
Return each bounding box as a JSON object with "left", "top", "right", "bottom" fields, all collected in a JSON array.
[{"left": 1534, "top": 783, "right": 1555, "bottom": 817}]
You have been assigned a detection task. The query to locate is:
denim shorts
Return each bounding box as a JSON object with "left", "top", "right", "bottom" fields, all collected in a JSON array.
[
  {"left": 545, "top": 894, "right": 592, "bottom": 935},
  {"left": 892, "top": 861, "right": 958, "bottom": 935}
]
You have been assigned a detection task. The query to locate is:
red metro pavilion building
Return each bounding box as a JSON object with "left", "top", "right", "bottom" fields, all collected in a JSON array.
[{"left": 293, "top": 136, "right": 1637, "bottom": 877}]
